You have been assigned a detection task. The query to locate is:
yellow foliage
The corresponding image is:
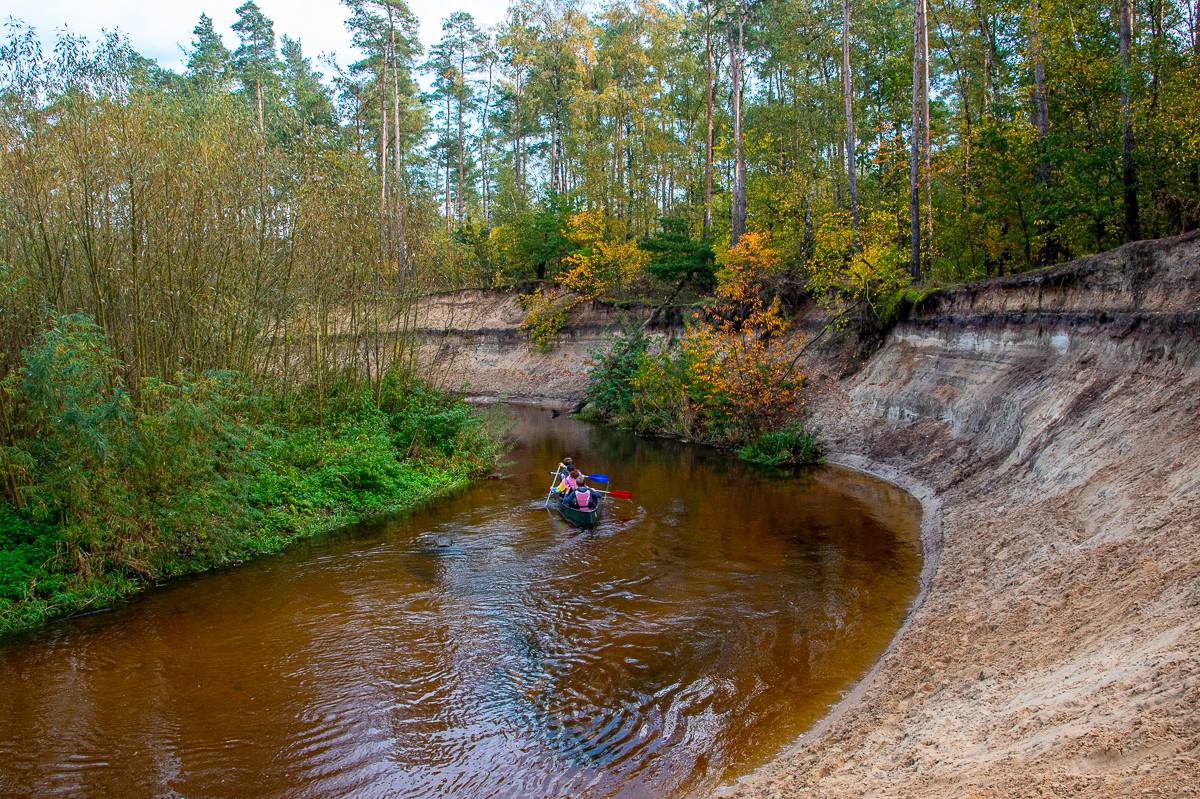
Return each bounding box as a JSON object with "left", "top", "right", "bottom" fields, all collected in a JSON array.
[
  {"left": 519, "top": 288, "right": 583, "bottom": 353},
  {"left": 561, "top": 210, "right": 648, "bottom": 299},
  {"left": 714, "top": 229, "right": 782, "bottom": 300},
  {"left": 519, "top": 210, "right": 648, "bottom": 351},
  {"left": 624, "top": 229, "right": 805, "bottom": 442},
  {"left": 807, "top": 212, "right": 911, "bottom": 325}
]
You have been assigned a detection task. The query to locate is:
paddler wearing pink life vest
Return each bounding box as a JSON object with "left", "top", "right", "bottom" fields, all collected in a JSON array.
[
  {"left": 554, "top": 458, "right": 577, "bottom": 494},
  {"left": 571, "top": 476, "right": 595, "bottom": 510}
]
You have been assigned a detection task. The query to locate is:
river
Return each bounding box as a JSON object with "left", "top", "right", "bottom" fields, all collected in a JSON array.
[{"left": 0, "top": 405, "right": 921, "bottom": 798}]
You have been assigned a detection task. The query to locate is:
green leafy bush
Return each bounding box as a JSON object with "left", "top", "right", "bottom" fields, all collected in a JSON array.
[
  {"left": 737, "top": 425, "right": 824, "bottom": 466},
  {"left": 583, "top": 328, "right": 649, "bottom": 427},
  {"left": 0, "top": 508, "right": 60, "bottom": 600}
]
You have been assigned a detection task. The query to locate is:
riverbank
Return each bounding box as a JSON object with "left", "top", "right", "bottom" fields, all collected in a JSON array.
[
  {"left": 714, "top": 231, "right": 1200, "bottom": 797},
  {"left": 0, "top": 374, "right": 506, "bottom": 637},
  {"left": 428, "top": 231, "right": 1200, "bottom": 796}
]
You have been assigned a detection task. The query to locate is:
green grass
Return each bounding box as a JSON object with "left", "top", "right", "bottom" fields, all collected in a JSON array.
[{"left": 736, "top": 425, "right": 824, "bottom": 466}]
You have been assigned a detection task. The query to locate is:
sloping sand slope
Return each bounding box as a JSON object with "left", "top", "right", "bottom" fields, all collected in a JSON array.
[
  {"left": 421, "top": 231, "right": 1200, "bottom": 796},
  {"left": 720, "top": 231, "right": 1200, "bottom": 797}
]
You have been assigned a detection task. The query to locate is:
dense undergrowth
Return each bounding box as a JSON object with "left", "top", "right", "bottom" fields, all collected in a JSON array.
[
  {"left": 582, "top": 329, "right": 821, "bottom": 467},
  {"left": 582, "top": 232, "right": 823, "bottom": 467},
  {"left": 0, "top": 318, "right": 507, "bottom": 636}
]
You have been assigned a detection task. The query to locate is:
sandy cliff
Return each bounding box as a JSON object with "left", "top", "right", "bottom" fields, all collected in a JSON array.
[
  {"left": 422, "top": 231, "right": 1200, "bottom": 797},
  {"left": 416, "top": 288, "right": 683, "bottom": 400}
]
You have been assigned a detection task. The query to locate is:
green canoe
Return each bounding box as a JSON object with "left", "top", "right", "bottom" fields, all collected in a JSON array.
[{"left": 554, "top": 492, "right": 603, "bottom": 528}]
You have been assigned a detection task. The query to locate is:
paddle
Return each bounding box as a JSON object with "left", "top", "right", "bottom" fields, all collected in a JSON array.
[
  {"left": 544, "top": 468, "right": 562, "bottom": 508},
  {"left": 546, "top": 471, "right": 625, "bottom": 501},
  {"left": 596, "top": 489, "right": 633, "bottom": 499}
]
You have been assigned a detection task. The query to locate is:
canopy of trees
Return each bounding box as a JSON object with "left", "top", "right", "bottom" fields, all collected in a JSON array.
[{"left": 2, "top": 0, "right": 1199, "bottom": 342}]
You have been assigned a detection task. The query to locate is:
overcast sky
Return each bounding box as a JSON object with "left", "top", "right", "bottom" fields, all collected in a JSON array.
[{"left": 6, "top": 0, "right": 507, "bottom": 75}]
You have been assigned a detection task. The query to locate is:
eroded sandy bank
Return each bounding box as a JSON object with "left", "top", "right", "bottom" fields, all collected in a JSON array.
[{"left": 423, "top": 231, "right": 1200, "bottom": 797}]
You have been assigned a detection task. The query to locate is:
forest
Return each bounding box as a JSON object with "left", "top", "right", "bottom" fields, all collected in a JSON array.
[{"left": 0, "top": 0, "right": 1197, "bottom": 630}]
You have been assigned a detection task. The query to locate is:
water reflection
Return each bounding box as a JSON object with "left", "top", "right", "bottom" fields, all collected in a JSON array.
[{"left": 0, "top": 406, "right": 921, "bottom": 798}]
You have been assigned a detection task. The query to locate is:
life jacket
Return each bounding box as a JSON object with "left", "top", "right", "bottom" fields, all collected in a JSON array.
[{"left": 575, "top": 489, "right": 592, "bottom": 510}]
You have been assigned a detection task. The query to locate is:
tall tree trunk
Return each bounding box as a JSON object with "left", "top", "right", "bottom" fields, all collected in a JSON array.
[
  {"left": 445, "top": 93, "right": 452, "bottom": 232},
  {"left": 843, "top": 0, "right": 859, "bottom": 246},
  {"left": 975, "top": 0, "right": 992, "bottom": 115},
  {"left": 254, "top": 35, "right": 265, "bottom": 133},
  {"left": 389, "top": 12, "right": 406, "bottom": 285},
  {"left": 1031, "top": 0, "right": 1058, "bottom": 263},
  {"left": 550, "top": 101, "right": 559, "bottom": 196},
  {"left": 379, "top": 59, "right": 388, "bottom": 269},
  {"left": 615, "top": 109, "right": 623, "bottom": 211},
  {"left": 704, "top": 2, "right": 715, "bottom": 238},
  {"left": 921, "top": 0, "right": 932, "bottom": 265},
  {"left": 515, "top": 74, "right": 524, "bottom": 199},
  {"left": 910, "top": 0, "right": 924, "bottom": 280},
  {"left": 804, "top": 154, "right": 815, "bottom": 254},
  {"left": 556, "top": 96, "right": 566, "bottom": 197},
  {"left": 457, "top": 58, "right": 466, "bottom": 228},
  {"left": 1120, "top": 0, "right": 1141, "bottom": 241},
  {"left": 728, "top": 3, "right": 747, "bottom": 246},
  {"left": 481, "top": 60, "right": 494, "bottom": 229},
  {"left": 1194, "top": 0, "right": 1199, "bottom": 60}
]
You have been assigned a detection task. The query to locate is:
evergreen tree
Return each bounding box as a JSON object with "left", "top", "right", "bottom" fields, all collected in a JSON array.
[
  {"left": 639, "top": 218, "right": 717, "bottom": 289},
  {"left": 186, "top": 13, "right": 231, "bottom": 87},
  {"left": 424, "top": 12, "right": 488, "bottom": 230},
  {"left": 231, "top": 1, "right": 281, "bottom": 132},
  {"left": 280, "top": 36, "right": 335, "bottom": 127}
]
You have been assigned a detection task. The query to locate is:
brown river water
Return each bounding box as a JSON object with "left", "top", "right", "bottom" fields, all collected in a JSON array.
[{"left": 0, "top": 406, "right": 921, "bottom": 798}]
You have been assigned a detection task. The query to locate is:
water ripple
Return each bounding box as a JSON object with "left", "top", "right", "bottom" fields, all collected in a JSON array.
[{"left": 0, "top": 407, "right": 923, "bottom": 799}]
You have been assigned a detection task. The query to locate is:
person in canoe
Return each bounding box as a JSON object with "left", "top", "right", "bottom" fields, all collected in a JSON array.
[
  {"left": 556, "top": 469, "right": 577, "bottom": 496},
  {"left": 568, "top": 476, "right": 598, "bottom": 511},
  {"left": 553, "top": 458, "right": 579, "bottom": 495}
]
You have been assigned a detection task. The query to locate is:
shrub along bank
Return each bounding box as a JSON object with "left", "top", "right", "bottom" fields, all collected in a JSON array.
[
  {"left": 582, "top": 232, "right": 822, "bottom": 467},
  {"left": 0, "top": 317, "right": 507, "bottom": 636}
]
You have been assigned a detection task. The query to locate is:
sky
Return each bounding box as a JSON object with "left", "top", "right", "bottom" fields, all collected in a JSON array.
[{"left": 6, "top": 0, "right": 507, "bottom": 76}]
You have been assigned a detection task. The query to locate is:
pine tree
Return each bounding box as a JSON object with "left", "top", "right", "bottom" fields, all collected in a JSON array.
[
  {"left": 281, "top": 36, "right": 335, "bottom": 128},
  {"left": 186, "top": 14, "right": 231, "bottom": 88},
  {"left": 231, "top": 1, "right": 281, "bottom": 132}
]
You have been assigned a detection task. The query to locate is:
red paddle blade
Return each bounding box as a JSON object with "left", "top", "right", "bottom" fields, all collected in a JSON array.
[{"left": 607, "top": 490, "right": 633, "bottom": 499}]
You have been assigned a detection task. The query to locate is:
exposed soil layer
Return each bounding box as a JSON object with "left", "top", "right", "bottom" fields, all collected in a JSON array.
[
  {"left": 416, "top": 288, "right": 683, "bottom": 399},
  {"left": 421, "top": 231, "right": 1200, "bottom": 797}
]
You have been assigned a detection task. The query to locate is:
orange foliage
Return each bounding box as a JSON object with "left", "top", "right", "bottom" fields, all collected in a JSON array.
[{"left": 621, "top": 229, "right": 806, "bottom": 444}]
